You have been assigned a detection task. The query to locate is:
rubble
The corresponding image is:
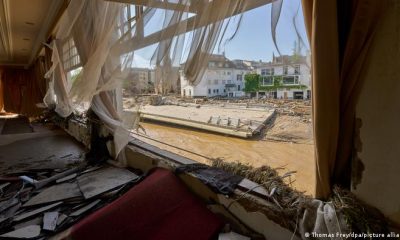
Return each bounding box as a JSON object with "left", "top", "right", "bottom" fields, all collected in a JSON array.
[
  {"left": 0, "top": 225, "right": 41, "bottom": 238},
  {"left": 42, "top": 212, "right": 58, "bottom": 231},
  {"left": 0, "top": 164, "right": 141, "bottom": 238}
]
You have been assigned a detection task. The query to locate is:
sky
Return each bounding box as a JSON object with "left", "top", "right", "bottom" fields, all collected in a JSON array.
[
  {"left": 131, "top": 0, "right": 309, "bottom": 68},
  {"left": 223, "top": 0, "right": 309, "bottom": 62}
]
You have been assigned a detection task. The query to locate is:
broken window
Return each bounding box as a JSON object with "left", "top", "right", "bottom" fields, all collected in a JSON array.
[{"left": 119, "top": 0, "right": 315, "bottom": 197}]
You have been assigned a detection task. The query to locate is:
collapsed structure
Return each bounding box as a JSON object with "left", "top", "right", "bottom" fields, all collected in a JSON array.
[{"left": 0, "top": 0, "right": 399, "bottom": 239}]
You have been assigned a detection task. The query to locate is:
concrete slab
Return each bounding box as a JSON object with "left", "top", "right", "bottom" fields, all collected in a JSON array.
[{"left": 136, "top": 105, "right": 275, "bottom": 138}]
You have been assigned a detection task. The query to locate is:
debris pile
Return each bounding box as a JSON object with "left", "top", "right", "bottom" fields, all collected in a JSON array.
[
  {"left": 210, "top": 158, "right": 310, "bottom": 231},
  {"left": 210, "top": 159, "right": 391, "bottom": 237},
  {"left": 0, "top": 164, "right": 140, "bottom": 238}
]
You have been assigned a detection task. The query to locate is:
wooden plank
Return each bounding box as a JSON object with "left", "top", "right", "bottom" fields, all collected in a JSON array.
[
  {"left": 107, "top": 0, "right": 193, "bottom": 12},
  {"left": 115, "top": 0, "right": 272, "bottom": 53},
  {"left": 33, "top": 167, "right": 82, "bottom": 189}
]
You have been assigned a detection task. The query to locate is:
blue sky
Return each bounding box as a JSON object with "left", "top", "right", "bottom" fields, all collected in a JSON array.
[
  {"left": 222, "top": 0, "right": 309, "bottom": 62},
  {"left": 132, "top": 0, "right": 309, "bottom": 67}
]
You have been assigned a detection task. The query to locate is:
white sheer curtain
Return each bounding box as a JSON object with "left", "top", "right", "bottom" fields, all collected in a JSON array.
[
  {"left": 43, "top": 0, "right": 260, "bottom": 165},
  {"left": 44, "top": 0, "right": 132, "bottom": 165},
  {"left": 43, "top": 40, "right": 74, "bottom": 117}
]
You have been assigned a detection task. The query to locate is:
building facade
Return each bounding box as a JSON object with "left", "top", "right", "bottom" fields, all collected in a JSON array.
[
  {"left": 180, "top": 54, "right": 251, "bottom": 98},
  {"left": 180, "top": 54, "right": 311, "bottom": 99},
  {"left": 123, "top": 67, "right": 155, "bottom": 95},
  {"left": 255, "top": 55, "right": 311, "bottom": 99}
]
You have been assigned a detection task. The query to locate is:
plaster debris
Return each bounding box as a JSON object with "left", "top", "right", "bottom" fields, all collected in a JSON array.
[
  {"left": 77, "top": 167, "right": 139, "bottom": 199},
  {"left": 13, "top": 202, "right": 62, "bottom": 222},
  {"left": 43, "top": 212, "right": 58, "bottom": 231},
  {"left": 219, "top": 232, "right": 251, "bottom": 240},
  {"left": 0, "top": 225, "right": 41, "bottom": 238},
  {"left": 70, "top": 200, "right": 101, "bottom": 217},
  {"left": 24, "top": 182, "right": 82, "bottom": 207},
  {"left": 55, "top": 173, "right": 78, "bottom": 184}
]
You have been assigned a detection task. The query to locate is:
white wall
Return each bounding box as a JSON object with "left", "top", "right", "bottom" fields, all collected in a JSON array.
[
  {"left": 180, "top": 68, "right": 248, "bottom": 98},
  {"left": 353, "top": 0, "right": 400, "bottom": 226}
]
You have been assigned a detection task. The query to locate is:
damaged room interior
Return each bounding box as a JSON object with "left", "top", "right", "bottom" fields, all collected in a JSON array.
[{"left": 0, "top": 0, "right": 399, "bottom": 239}]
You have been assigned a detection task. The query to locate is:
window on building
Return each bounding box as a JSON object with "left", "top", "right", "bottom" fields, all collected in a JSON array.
[
  {"left": 261, "top": 68, "right": 274, "bottom": 76},
  {"left": 224, "top": 89, "right": 226, "bottom": 93},
  {"left": 294, "top": 65, "right": 300, "bottom": 74},
  {"left": 217, "top": 89, "right": 219, "bottom": 93},
  {"left": 261, "top": 76, "right": 273, "bottom": 86},
  {"left": 209, "top": 62, "right": 215, "bottom": 67},
  {"left": 218, "top": 62, "right": 223, "bottom": 67},
  {"left": 261, "top": 69, "right": 267, "bottom": 75},
  {"left": 208, "top": 89, "right": 211, "bottom": 94},
  {"left": 189, "top": 89, "right": 191, "bottom": 96},
  {"left": 207, "top": 80, "right": 212, "bottom": 85},
  {"left": 214, "top": 79, "right": 219, "bottom": 85},
  {"left": 227, "top": 71, "right": 231, "bottom": 75},
  {"left": 227, "top": 80, "right": 232, "bottom": 84},
  {"left": 283, "top": 66, "right": 289, "bottom": 75},
  {"left": 237, "top": 74, "right": 242, "bottom": 81},
  {"left": 282, "top": 76, "right": 299, "bottom": 85},
  {"left": 225, "top": 63, "right": 229, "bottom": 67},
  {"left": 237, "top": 85, "right": 241, "bottom": 91},
  {"left": 222, "top": 80, "right": 226, "bottom": 84},
  {"left": 62, "top": 37, "right": 81, "bottom": 72}
]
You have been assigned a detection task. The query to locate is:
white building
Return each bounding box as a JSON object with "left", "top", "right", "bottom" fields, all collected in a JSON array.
[
  {"left": 123, "top": 67, "right": 155, "bottom": 95},
  {"left": 180, "top": 54, "right": 251, "bottom": 98},
  {"left": 255, "top": 54, "right": 311, "bottom": 99}
]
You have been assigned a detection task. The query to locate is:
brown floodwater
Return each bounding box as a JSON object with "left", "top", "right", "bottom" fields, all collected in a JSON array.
[{"left": 133, "top": 122, "right": 316, "bottom": 195}]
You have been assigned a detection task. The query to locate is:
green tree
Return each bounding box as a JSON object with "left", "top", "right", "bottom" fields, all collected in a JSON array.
[{"left": 244, "top": 73, "right": 260, "bottom": 93}]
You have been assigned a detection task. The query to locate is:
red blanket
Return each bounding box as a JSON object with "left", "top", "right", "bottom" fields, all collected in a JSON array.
[{"left": 70, "top": 168, "right": 223, "bottom": 240}]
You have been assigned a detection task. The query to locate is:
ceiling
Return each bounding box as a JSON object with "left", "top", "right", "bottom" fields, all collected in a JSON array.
[{"left": 0, "top": 0, "right": 64, "bottom": 67}]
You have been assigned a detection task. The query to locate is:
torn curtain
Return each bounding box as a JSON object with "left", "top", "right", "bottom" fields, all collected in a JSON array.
[{"left": 302, "top": 0, "right": 387, "bottom": 198}]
